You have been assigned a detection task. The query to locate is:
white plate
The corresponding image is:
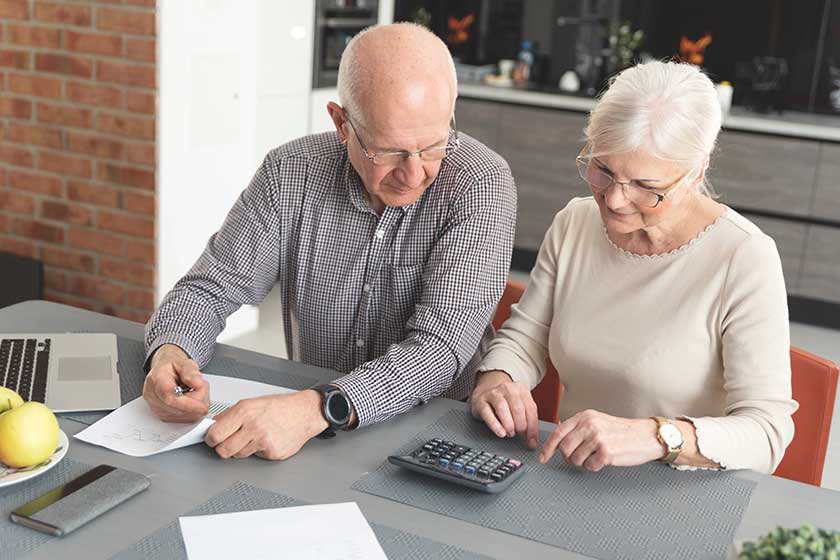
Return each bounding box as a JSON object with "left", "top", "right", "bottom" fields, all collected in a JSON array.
[{"left": 0, "top": 430, "right": 69, "bottom": 488}]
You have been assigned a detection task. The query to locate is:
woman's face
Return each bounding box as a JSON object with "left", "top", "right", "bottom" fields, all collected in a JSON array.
[{"left": 587, "top": 149, "right": 697, "bottom": 234}]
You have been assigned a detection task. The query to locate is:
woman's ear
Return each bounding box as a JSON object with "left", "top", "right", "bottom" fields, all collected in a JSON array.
[{"left": 326, "top": 102, "right": 348, "bottom": 144}]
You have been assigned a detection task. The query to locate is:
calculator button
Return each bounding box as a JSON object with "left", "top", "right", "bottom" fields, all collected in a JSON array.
[
  {"left": 477, "top": 468, "right": 491, "bottom": 478},
  {"left": 444, "top": 441, "right": 455, "bottom": 448},
  {"left": 464, "top": 465, "right": 476, "bottom": 475},
  {"left": 431, "top": 438, "right": 443, "bottom": 444},
  {"left": 507, "top": 459, "right": 522, "bottom": 468},
  {"left": 443, "top": 452, "right": 458, "bottom": 461},
  {"left": 451, "top": 461, "right": 464, "bottom": 471},
  {"left": 494, "top": 455, "right": 507, "bottom": 462},
  {"left": 438, "top": 458, "right": 450, "bottom": 467},
  {"left": 490, "top": 472, "right": 504, "bottom": 482},
  {"left": 453, "top": 446, "right": 470, "bottom": 454},
  {"left": 423, "top": 443, "right": 435, "bottom": 450}
]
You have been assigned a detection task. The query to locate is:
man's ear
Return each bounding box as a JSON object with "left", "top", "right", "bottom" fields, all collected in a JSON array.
[{"left": 326, "top": 102, "right": 348, "bottom": 144}]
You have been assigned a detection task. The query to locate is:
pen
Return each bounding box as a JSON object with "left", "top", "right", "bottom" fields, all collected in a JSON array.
[{"left": 174, "top": 383, "right": 194, "bottom": 397}]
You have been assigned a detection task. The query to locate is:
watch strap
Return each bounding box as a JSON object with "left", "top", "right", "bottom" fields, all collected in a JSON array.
[{"left": 651, "top": 416, "right": 682, "bottom": 463}]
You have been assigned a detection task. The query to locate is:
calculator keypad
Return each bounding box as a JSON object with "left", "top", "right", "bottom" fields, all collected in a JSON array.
[{"left": 410, "top": 439, "right": 524, "bottom": 483}]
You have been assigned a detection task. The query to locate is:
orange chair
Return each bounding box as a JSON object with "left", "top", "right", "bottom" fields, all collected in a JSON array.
[
  {"left": 493, "top": 280, "right": 563, "bottom": 423},
  {"left": 773, "top": 347, "right": 839, "bottom": 486}
]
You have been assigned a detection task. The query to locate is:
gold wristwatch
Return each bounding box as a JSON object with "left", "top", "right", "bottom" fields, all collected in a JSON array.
[{"left": 651, "top": 416, "right": 684, "bottom": 463}]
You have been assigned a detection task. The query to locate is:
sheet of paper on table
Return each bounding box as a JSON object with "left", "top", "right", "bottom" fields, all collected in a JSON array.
[
  {"left": 179, "top": 502, "right": 387, "bottom": 560},
  {"left": 74, "top": 374, "right": 294, "bottom": 457}
]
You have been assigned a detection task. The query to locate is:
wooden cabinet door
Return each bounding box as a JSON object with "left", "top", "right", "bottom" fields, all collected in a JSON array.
[
  {"left": 813, "top": 143, "right": 840, "bottom": 222},
  {"left": 800, "top": 225, "right": 840, "bottom": 304},
  {"left": 744, "top": 215, "right": 808, "bottom": 295},
  {"left": 454, "top": 98, "right": 501, "bottom": 153}
]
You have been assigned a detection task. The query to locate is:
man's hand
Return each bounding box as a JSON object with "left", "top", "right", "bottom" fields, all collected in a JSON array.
[
  {"left": 205, "top": 390, "right": 329, "bottom": 461},
  {"left": 470, "top": 370, "right": 539, "bottom": 449},
  {"left": 143, "top": 344, "right": 210, "bottom": 422},
  {"left": 539, "top": 410, "right": 665, "bottom": 472}
]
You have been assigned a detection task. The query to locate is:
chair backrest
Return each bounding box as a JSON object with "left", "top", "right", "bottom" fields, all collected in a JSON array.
[
  {"left": 494, "top": 280, "right": 563, "bottom": 423},
  {"left": 0, "top": 251, "right": 43, "bottom": 308},
  {"left": 773, "top": 347, "right": 839, "bottom": 486}
]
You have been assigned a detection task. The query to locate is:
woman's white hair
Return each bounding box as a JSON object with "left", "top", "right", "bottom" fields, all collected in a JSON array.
[
  {"left": 585, "top": 60, "right": 722, "bottom": 197},
  {"left": 337, "top": 22, "right": 457, "bottom": 129}
]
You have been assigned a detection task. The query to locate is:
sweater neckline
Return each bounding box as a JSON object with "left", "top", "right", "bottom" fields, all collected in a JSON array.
[{"left": 603, "top": 208, "right": 729, "bottom": 261}]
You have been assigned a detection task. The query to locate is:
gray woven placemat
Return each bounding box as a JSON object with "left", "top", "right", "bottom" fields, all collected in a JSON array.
[
  {"left": 352, "top": 410, "right": 756, "bottom": 560},
  {"left": 0, "top": 457, "right": 93, "bottom": 560},
  {"left": 60, "top": 337, "right": 318, "bottom": 425},
  {"left": 111, "top": 480, "right": 492, "bottom": 560}
]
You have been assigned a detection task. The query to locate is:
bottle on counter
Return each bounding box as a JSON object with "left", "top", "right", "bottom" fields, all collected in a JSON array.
[
  {"left": 716, "top": 81, "right": 733, "bottom": 114},
  {"left": 513, "top": 40, "right": 535, "bottom": 86}
]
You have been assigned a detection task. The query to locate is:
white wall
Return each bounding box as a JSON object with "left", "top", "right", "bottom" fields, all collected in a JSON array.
[{"left": 158, "top": 1, "right": 314, "bottom": 345}]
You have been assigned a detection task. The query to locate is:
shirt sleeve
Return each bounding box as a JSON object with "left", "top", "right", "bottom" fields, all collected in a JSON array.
[
  {"left": 144, "top": 156, "right": 283, "bottom": 369},
  {"left": 475, "top": 203, "right": 571, "bottom": 388},
  {"left": 681, "top": 232, "right": 798, "bottom": 474},
  {"left": 332, "top": 164, "right": 517, "bottom": 427}
]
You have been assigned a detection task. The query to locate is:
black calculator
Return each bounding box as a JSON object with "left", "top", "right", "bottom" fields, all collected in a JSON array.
[{"left": 388, "top": 438, "right": 526, "bottom": 493}]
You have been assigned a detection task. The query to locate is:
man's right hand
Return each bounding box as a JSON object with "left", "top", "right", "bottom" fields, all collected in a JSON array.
[
  {"left": 142, "top": 344, "right": 210, "bottom": 422},
  {"left": 470, "top": 369, "right": 539, "bottom": 449}
]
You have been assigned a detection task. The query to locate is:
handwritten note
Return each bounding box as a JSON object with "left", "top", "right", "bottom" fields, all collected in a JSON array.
[{"left": 74, "top": 374, "right": 294, "bottom": 457}]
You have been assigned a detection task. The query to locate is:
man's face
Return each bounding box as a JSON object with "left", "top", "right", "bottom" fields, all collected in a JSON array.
[{"left": 334, "top": 101, "right": 454, "bottom": 210}]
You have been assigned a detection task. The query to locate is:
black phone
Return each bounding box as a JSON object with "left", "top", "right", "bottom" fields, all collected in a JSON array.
[{"left": 11, "top": 464, "right": 150, "bottom": 536}]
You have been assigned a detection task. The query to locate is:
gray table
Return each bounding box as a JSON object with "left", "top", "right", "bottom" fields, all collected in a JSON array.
[{"left": 2, "top": 301, "right": 839, "bottom": 560}]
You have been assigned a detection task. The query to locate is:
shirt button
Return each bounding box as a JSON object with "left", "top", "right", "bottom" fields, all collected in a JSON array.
[
  {"left": 356, "top": 338, "right": 365, "bottom": 347},
  {"left": 363, "top": 283, "right": 371, "bottom": 293},
  {"left": 374, "top": 229, "right": 385, "bottom": 240}
]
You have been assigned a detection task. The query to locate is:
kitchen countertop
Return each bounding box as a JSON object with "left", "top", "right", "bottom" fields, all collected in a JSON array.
[{"left": 459, "top": 82, "right": 840, "bottom": 143}]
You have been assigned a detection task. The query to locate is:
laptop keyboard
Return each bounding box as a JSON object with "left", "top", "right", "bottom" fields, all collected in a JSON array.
[{"left": 0, "top": 338, "right": 51, "bottom": 403}]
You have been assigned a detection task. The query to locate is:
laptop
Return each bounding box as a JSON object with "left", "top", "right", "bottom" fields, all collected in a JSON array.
[{"left": 0, "top": 334, "right": 121, "bottom": 412}]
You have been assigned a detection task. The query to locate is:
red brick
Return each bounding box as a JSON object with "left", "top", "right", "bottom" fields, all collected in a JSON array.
[
  {"left": 0, "top": 0, "right": 29, "bottom": 20},
  {"left": 125, "top": 90, "right": 154, "bottom": 114},
  {"left": 41, "top": 200, "right": 93, "bottom": 226},
  {"left": 8, "top": 170, "right": 62, "bottom": 197},
  {"left": 8, "top": 74, "right": 62, "bottom": 99},
  {"left": 96, "top": 60, "right": 154, "bottom": 88},
  {"left": 0, "top": 96, "right": 32, "bottom": 118},
  {"left": 0, "top": 214, "right": 7, "bottom": 233},
  {"left": 67, "top": 179, "right": 119, "bottom": 208},
  {"left": 122, "top": 190, "right": 154, "bottom": 215},
  {"left": 124, "top": 238, "right": 153, "bottom": 263},
  {"left": 7, "top": 24, "right": 61, "bottom": 49},
  {"left": 0, "top": 50, "right": 30, "bottom": 69},
  {"left": 40, "top": 246, "right": 95, "bottom": 273},
  {"left": 66, "top": 81, "right": 122, "bottom": 108},
  {"left": 122, "top": 288, "right": 153, "bottom": 309},
  {"left": 97, "top": 7, "right": 155, "bottom": 35},
  {"left": 37, "top": 102, "right": 92, "bottom": 128},
  {"left": 6, "top": 122, "right": 63, "bottom": 149},
  {"left": 126, "top": 38, "right": 155, "bottom": 62},
  {"left": 126, "top": 142, "right": 154, "bottom": 165},
  {"left": 100, "top": 257, "right": 153, "bottom": 286},
  {"left": 65, "top": 30, "right": 123, "bottom": 56},
  {"left": 123, "top": 0, "right": 155, "bottom": 7},
  {"left": 35, "top": 2, "right": 91, "bottom": 26},
  {"left": 0, "top": 189, "right": 35, "bottom": 214},
  {"left": 0, "top": 143, "right": 34, "bottom": 167},
  {"left": 66, "top": 132, "right": 123, "bottom": 159},
  {"left": 97, "top": 162, "right": 153, "bottom": 190},
  {"left": 71, "top": 274, "right": 123, "bottom": 306},
  {"left": 36, "top": 53, "right": 93, "bottom": 78},
  {"left": 12, "top": 217, "right": 64, "bottom": 243},
  {"left": 98, "top": 209, "right": 152, "bottom": 237},
  {"left": 43, "top": 268, "right": 67, "bottom": 291},
  {"left": 0, "top": 237, "right": 36, "bottom": 258},
  {"left": 37, "top": 150, "right": 92, "bottom": 178},
  {"left": 67, "top": 226, "right": 123, "bottom": 255},
  {"left": 95, "top": 112, "right": 153, "bottom": 139}
]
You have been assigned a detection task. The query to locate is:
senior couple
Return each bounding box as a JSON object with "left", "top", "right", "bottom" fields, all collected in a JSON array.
[{"left": 142, "top": 23, "right": 796, "bottom": 474}]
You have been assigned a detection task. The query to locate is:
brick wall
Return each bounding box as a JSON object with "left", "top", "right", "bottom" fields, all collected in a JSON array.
[{"left": 0, "top": 0, "right": 156, "bottom": 323}]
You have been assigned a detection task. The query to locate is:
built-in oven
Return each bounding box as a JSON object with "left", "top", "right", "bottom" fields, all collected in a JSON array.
[{"left": 313, "top": 0, "right": 379, "bottom": 89}]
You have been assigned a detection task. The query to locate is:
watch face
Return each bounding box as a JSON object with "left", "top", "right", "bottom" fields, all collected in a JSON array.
[
  {"left": 326, "top": 391, "right": 350, "bottom": 424},
  {"left": 661, "top": 424, "right": 683, "bottom": 448}
]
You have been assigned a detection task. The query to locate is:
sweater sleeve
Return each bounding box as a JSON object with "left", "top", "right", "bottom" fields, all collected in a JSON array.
[
  {"left": 476, "top": 202, "right": 571, "bottom": 388},
  {"left": 681, "top": 232, "right": 798, "bottom": 473}
]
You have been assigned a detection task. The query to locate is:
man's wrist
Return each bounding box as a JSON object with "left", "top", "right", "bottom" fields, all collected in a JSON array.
[
  {"left": 477, "top": 369, "right": 514, "bottom": 389},
  {"left": 150, "top": 343, "right": 189, "bottom": 369},
  {"left": 301, "top": 389, "right": 330, "bottom": 437},
  {"left": 645, "top": 418, "right": 669, "bottom": 461}
]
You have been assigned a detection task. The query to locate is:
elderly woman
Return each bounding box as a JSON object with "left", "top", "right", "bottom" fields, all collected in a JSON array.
[{"left": 471, "top": 60, "right": 797, "bottom": 474}]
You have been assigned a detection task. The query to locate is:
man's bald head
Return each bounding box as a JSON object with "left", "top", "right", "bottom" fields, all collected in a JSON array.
[{"left": 337, "top": 23, "right": 457, "bottom": 132}]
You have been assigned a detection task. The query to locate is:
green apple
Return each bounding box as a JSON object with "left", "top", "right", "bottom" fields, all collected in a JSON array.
[
  {"left": 0, "top": 401, "right": 59, "bottom": 468},
  {"left": 0, "top": 387, "right": 23, "bottom": 413}
]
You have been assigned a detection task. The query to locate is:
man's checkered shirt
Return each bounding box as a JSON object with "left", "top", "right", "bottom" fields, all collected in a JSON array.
[{"left": 145, "top": 131, "right": 516, "bottom": 427}]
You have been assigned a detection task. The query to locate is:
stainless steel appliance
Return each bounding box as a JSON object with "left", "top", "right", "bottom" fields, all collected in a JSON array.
[{"left": 313, "top": 0, "right": 379, "bottom": 88}]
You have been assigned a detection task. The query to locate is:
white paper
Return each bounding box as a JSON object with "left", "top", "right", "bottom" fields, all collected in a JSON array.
[
  {"left": 179, "top": 502, "right": 387, "bottom": 560},
  {"left": 74, "top": 374, "right": 294, "bottom": 457}
]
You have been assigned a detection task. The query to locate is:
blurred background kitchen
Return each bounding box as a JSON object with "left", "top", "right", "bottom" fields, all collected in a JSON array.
[{"left": 0, "top": 0, "right": 838, "bottom": 486}]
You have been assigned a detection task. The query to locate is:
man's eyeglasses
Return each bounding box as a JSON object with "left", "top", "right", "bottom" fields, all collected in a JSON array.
[
  {"left": 575, "top": 145, "right": 695, "bottom": 208},
  {"left": 344, "top": 110, "right": 460, "bottom": 166}
]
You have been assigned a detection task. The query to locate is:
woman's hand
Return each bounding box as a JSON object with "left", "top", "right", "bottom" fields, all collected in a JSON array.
[
  {"left": 539, "top": 409, "right": 666, "bottom": 472},
  {"left": 470, "top": 370, "right": 539, "bottom": 449}
]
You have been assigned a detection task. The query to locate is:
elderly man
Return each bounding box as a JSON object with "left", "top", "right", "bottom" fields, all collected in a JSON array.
[{"left": 142, "top": 22, "right": 516, "bottom": 460}]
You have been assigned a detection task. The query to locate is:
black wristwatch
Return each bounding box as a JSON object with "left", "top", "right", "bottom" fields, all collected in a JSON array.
[{"left": 312, "top": 384, "right": 351, "bottom": 438}]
